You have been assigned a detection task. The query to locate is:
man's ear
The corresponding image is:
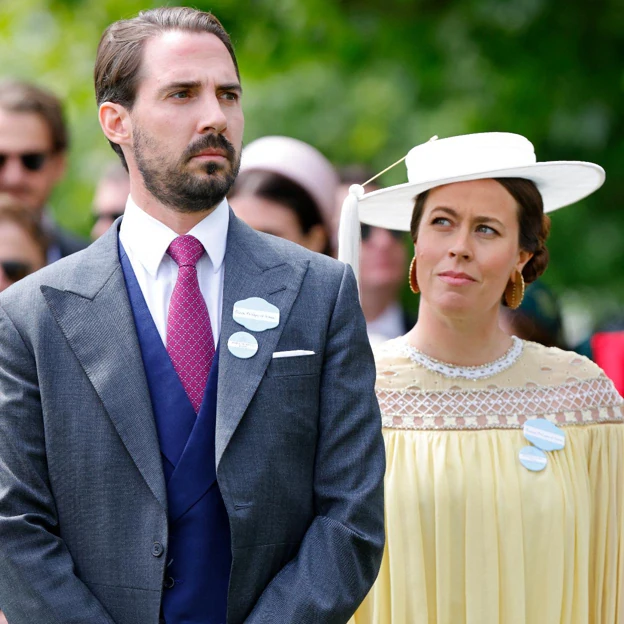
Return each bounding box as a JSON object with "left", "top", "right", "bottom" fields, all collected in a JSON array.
[{"left": 99, "top": 102, "right": 131, "bottom": 148}]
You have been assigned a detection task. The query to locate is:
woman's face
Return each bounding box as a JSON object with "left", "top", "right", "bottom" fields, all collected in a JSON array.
[
  {"left": 415, "top": 179, "right": 532, "bottom": 318},
  {"left": 230, "top": 194, "right": 327, "bottom": 253},
  {"left": 0, "top": 220, "right": 45, "bottom": 292}
]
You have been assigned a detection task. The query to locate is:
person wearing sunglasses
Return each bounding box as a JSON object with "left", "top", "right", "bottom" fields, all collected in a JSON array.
[
  {"left": 91, "top": 162, "right": 130, "bottom": 239},
  {"left": 335, "top": 167, "right": 415, "bottom": 345},
  {"left": 0, "top": 80, "right": 87, "bottom": 263},
  {"left": 0, "top": 204, "right": 46, "bottom": 292}
]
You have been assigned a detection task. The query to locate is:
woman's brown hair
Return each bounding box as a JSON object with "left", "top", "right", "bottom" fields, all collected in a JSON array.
[{"left": 409, "top": 177, "right": 551, "bottom": 285}]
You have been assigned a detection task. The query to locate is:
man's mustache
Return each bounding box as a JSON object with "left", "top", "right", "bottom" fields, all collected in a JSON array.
[{"left": 184, "top": 134, "right": 236, "bottom": 163}]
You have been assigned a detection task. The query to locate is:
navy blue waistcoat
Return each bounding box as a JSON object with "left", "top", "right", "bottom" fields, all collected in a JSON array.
[{"left": 120, "top": 242, "right": 231, "bottom": 624}]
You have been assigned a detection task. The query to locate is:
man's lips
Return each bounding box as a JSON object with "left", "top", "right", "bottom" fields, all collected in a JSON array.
[
  {"left": 438, "top": 271, "right": 477, "bottom": 286},
  {"left": 192, "top": 150, "right": 227, "bottom": 160}
]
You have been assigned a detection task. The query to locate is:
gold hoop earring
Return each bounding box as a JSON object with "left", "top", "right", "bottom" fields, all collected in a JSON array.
[
  {"left": 504, "top": 271, "right": 525, "bottom": 309},
  {"left": 409, "top": 257, "right": 419, "bottom": 294}
]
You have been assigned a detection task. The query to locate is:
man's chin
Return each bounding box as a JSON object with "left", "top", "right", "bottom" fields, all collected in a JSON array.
[{"left": 187, "top": 159, "right": 231, "bottom": 176}]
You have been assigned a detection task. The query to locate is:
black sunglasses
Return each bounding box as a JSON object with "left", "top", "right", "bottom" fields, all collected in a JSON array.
[
  {"left": 1, "top": 260, "right": 33, "bottom": 283},
  {"left": 361, "top": 223, "right": 404, "bottom": 242},
  {"left": 0, "top": 152, "right": 49, "bottom": 172}
]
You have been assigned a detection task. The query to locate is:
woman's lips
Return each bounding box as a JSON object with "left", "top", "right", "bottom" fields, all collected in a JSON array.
[{"left": 438, "top": 271, "right": 476, "bottom": 286}]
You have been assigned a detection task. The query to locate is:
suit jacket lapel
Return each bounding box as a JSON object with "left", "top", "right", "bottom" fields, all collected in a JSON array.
[
  {"left": 216, "top": 213, "right": 308, "bottom": 467},
  {"left": 41, "top": 225, "right": 167, "bottom": 508}
]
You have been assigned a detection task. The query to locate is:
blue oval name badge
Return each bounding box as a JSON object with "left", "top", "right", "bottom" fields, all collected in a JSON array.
[
  {"left": 523, "top": 418, "right": 565, "bottom": 452},
  {"left": 227, "top": 331, "right": 259, "bottom": 359},
  {"left": 233, "top": 297, "right": 280, "bottom": 332},
  {"left": 519, "top": 446, "right": 548, "bottom": 472}
]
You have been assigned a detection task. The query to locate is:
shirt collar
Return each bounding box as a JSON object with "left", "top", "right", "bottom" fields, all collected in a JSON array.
[{"left": 119, "top": 196, "right": 230, "bottom": 277}]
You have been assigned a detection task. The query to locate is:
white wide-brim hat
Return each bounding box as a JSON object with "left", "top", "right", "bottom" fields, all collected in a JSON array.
[
  {"left": 338, "top": 132, "right": 605, "bottom": 286},
  {"left": 238, "top": 136, "right": 339, "bottom": 231},
  {"left": 359, "top": 132, "right": 605, "bottom": 231}
]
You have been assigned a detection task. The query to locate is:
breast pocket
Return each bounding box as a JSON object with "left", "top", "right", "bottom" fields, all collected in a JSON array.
[{"left": 265, "top": 353, "right": 322, "bottom": 378}]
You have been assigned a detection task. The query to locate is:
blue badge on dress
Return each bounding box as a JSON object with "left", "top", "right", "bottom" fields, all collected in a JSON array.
[
  {"left": 523, "top": 418, "right": 566, "bottom": 452},
  {"left": 227, "top": 331, "right": 259, "bottom": 359},
  {"left": 519, "top": 446, "right": 548, "bottom": 472},
  {"left": 233, "top": 297, "right": 280, "bottom": 332}
]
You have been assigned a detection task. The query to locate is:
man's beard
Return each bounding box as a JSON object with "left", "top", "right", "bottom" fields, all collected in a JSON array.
[{"left": 133, "top": 127, "right": 240, "bottom": 213}]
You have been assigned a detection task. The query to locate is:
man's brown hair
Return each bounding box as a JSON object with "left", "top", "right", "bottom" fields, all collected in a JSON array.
[
  {"left": 0, "top": 80, "right": 68, "bottom": 153},
  {"left": 94, "top": 7, "right": 239, "bottom": 167}
]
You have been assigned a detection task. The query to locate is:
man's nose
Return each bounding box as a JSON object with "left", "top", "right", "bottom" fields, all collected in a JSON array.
[
  {"left": 0, "top": 156, "right": 30, "bottom": 185},
  {"left": 198, "top": 94, "right": 228, "bottom": 134}
]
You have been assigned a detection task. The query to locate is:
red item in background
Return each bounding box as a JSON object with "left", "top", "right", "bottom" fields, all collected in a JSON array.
[{"left": 591, "top": 330, "right": 624, "bottom": 396}]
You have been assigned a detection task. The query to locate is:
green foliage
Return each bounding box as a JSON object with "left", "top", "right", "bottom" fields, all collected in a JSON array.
[{"left": 1, "top": 0, "right": 623, "bottom": 321}]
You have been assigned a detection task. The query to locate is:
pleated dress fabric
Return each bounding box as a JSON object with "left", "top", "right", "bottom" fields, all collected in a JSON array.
[{"left": 352, "top": 339, "right": 624, "bottom": 624}]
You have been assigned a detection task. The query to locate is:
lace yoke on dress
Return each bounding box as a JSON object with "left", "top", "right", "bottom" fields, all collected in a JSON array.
[{"left": 375, "top": 338, "right": 624, "bottom": 431}]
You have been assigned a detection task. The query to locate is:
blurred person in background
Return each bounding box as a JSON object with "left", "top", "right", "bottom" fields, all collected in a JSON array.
[
  {"left": 499, "top": 279, "right": 566, "bottom": 348},
  {"left": 0, "top": 203, "right": 46, "bottom": 292},
  {"left": 228, "top": 135, "right": 336, "bottom": 256},
  {"left": 91, "top": 162, "right": 130, "bottom": 239},
  {"left": 0, "top": 80, "right": 87, "bottom": 262},
  {"left": 336, "top": 166, "right": 415, "bottom": 346}
]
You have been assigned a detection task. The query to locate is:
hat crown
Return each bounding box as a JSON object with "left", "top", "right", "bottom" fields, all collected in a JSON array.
[
  {"left": 406, "top": 132, "right": 536, "bottom": 185},
  {"left": 239, "top": 136, "right": 338, "bottom": 225}
]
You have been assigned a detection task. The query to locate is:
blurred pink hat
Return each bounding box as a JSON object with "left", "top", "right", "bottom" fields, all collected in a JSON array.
[{"left": 239, "top": 136, "right": 339, "bottom": 230}]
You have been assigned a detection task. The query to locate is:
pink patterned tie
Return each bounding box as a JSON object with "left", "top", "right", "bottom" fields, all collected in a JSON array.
[{"left": 166, "top": 235, "right": 215, "bottom": 413}]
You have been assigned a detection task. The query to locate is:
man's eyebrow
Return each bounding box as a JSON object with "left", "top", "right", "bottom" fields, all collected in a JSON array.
[
  {"left": 156, "top": 81, "right": 243, "bottom": 96},
  {"left": 218, "top": 83, "right": 243, "bottom": 95},
  {"left": 156, "top": 80, "right": 201, "bottom": 96}
]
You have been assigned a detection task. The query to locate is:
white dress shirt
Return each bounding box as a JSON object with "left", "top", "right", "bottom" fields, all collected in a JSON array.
[{"left": 119, "top": 196, "right": 229, "bottom": 347}]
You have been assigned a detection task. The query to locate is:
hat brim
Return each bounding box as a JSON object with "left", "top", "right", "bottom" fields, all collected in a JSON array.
[{"left": 358, "top": 161, "right": 605, "bottom": 231}]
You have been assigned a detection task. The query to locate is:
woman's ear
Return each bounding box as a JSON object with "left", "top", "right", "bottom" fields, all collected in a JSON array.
[
  {"left": 516, "top": 249, "right": 533, "bottom": 274},
  {"left": 99, "top": 102, "right": 131, "bottom": 150}
]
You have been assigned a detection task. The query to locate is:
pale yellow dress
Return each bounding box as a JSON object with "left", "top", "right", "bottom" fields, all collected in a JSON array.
[{"left": 352, "top": 338, "right": 624, "bottom": 624}]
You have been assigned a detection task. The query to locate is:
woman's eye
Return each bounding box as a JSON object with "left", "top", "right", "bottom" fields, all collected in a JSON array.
[
  {"left": 432, "top": 217, "right": 451, "bottom": 226},
  {"left": 477, "top": 224, "right": 498, "bottom": 235}
]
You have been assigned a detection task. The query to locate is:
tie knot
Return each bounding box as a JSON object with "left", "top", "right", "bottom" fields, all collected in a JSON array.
[{"left": 167, "top": 235, "right": 205, "bottom": 267}]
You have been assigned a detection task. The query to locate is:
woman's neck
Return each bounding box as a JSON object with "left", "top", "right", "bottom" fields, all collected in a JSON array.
[{"left": 406, "top": 301, "right": 513, "bottom": 366}]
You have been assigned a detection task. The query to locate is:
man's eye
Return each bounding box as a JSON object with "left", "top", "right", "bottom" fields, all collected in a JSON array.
[
  {"left": 171, "top": 91, "right": 189, "bottom": 99},
  {"left": 221, "top": 91, "right": 239, "bottom": 101}
]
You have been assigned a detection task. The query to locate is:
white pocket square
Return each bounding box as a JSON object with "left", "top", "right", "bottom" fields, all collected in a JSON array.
[{"left": 272, "top": 350, "right": 315, "bottom": 359}]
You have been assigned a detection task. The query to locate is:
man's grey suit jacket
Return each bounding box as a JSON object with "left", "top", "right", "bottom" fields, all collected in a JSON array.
[{"left": 0, "top": 212, "right": 385, "bottom": 624}]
